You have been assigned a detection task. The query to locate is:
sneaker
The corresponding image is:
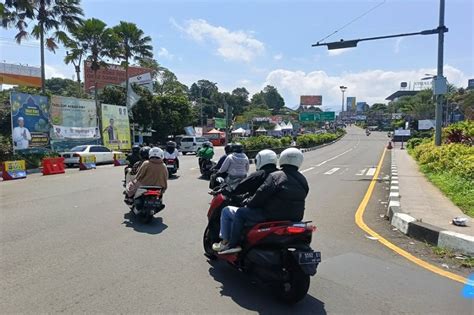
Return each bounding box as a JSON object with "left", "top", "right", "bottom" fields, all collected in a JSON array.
[
  {"left": 219, "top": 246, "right": 242, "bottom": 255},
  {"left": 212, "top": 241, "right": 228, "bottom": 252}
]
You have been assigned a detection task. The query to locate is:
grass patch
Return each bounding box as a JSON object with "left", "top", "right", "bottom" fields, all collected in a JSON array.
[
  {"left": 431, "top": 246, "right": 474, "bottom": 268},
  {"left": 422, "top": 170, "right": 474, "bottom": 217}
]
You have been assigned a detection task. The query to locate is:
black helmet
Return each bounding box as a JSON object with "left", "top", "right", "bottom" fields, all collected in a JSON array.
[
  {"left": 132, "top": 145, "right": 140, "bottom": 154},
  {"left": 166, "top": 141, "right": 176, "bottom": 148},
  {"left": 224, "top": 144, "right": 232, "bottom": 155},
  {"left": 140, "top": 146, "right": 151, "bottom": 160},
  {"left": 232, "top": 143, "right": 244, "bottom": 153},
  {"left": 202, "top": 141, "right": 211, "bottom": 148}
]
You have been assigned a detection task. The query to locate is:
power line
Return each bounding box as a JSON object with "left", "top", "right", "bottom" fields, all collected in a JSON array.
[{"left": 316, "top": 0, "right": 387, "bottom": 44}]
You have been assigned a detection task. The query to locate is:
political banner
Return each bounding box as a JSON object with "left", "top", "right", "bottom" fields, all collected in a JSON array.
[
  {"left": 2, "top": 160, "right": 27, "bottom": 180},
  {"left": 101, "top": 104, "right": 131, "bottom": 150},
  {"left": 10, "top": 92, "right": 50, "bottom": 151}
]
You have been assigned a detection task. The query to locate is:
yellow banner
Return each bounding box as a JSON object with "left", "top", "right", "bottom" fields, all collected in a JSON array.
[
  {"left": 114, "top": 153, "right": 127, "bottom": 161},
  {"left": 4, "top": 160, "right": 26, "bottom": 172},
  {"left": 80, "top": 155, "right": 96, "bottom": 164},
  {"left": 101, "top": 104, "right": 131, "bottom": 151}
]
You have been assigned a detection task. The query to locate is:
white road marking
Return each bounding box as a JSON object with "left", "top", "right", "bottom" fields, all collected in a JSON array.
[
  {"left": 315, "top": 148, "right": 353, "bottom": 167},
  {"left": 324, "top": 167, "right": 340, "bottom": 175},
  {"left": 366, "top": 167, "right": 377, "bottom": 176},
  {"left": 301, "top": 167, "right": 315, "bottom": 174},
  {"left": 356, "top": 168, "right": 367, "bottom": 176}
]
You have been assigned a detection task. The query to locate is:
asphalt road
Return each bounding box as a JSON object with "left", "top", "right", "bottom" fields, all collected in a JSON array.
[{"left": 1, "top": 127, "right": 472, "bottom": 314}]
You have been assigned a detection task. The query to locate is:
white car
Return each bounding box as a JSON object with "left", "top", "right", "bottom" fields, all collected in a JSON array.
[
  {"left": 179, "top": 136, "right": 209, "bottom": 154},
  {"left": 60, "top": 145, "right": 122, "bottom": 167}
]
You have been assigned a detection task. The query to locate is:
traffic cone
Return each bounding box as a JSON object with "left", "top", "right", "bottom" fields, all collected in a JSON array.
[{"left": 387, "top": 141, "right": 393, "bottom": 149}]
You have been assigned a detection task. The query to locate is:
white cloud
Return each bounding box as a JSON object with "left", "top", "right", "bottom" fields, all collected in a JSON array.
[
  {"left": 394, "top": 38, "right": 403, "bottom": 54},
  {"left": 157, "top": 47, "right": 174, "bottom": 60},
  {"left": 264, "top": 65, "right": 471, "bottom": 110},
  {"left": 273, "top": 53, "right": 283, "bottom": 61},
  {"left": 172, "top": 18, "right": 265, "bottom": 62},
  {"left": 327, "top": 48, "right": 354, "bottom": 56},
  {"left": 45, "top": 64, "right": 70, "bottom": 79}
]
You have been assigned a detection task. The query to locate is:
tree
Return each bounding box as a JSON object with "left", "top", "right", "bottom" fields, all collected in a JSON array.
[
  {"left": 154, "top": 68, "right": 188, "bottom": 97},
  {"left": 397, "top": 90, "right": 435, "bottom": 120},
  {"left": 46, "top": 77, "right": 83, "bottom": 97},
  {"left": 64, "top": 31, "right": 86, "bottom": 97},
  {"left": 99, "top": 85, "right": 127, "bottom": 106},
  {"left": 230, "top": 87, "right": 250, "bottom": 116},
  {"left": 250, "top": 92, "right": 266, "bottom": 108},
  {"left": 263, "top": 85, "right": 285, "bottom": 112},
  {"left": 2, "top": 0, "right": 84, "bottom": 93},
  {"left": 112, "top": 21, "right": 153, "bottom": 100}
]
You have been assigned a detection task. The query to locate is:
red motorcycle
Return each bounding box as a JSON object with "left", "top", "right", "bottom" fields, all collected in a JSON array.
[{"left": 203, "top": 185, "right": 321, "bottom": 304}]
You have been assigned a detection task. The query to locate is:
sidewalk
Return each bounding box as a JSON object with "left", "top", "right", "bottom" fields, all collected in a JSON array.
[{"left": 388, "top": 147, "right": 474, "bottom": 255}]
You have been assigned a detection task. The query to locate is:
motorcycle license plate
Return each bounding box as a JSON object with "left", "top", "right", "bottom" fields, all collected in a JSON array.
[
  {"left": 298, "top": 251, "right": 321, "bottom": 265},
  {"left": 166, "top": 165, "right": 174, "bottom": 169},
  {"left": 144, "top": 199, "right": 161, "bottom": 207}
]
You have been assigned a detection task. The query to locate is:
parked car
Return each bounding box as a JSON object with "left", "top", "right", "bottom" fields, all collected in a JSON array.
[
  {"left": 60, "top": 145, "right": 122, "bottom": 167},
  {"left": 179, "top": 136, "right": 208, "bottom": 154}
]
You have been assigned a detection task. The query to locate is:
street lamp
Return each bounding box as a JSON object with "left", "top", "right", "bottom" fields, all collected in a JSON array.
[{"left": 339, "top": 86, "right": 347, "bottom": 114}]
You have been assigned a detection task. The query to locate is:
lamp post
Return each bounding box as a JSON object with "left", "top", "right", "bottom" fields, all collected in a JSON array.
[{"left": 340, "top": 85, "right": 347, "bottom": 116}]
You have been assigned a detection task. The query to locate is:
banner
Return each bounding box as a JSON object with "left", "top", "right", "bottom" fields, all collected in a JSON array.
[
  {"left": 50, "top": 96, "right": 99, "bottom": 140},
  {"left": 300, "top": 95, "right": 322, "bottom": 106},
  {"left": 10, "top": 92, "right": 50, "bottom": 151},
  {"left": 84, "top": 61, "right": 150, "bottom": 91},
  {"left": 101, "top": 104, "right": 131, "bottom": 150},
  {"left": 1, "top": 63, "right": 41, "bottom": 87},
  {"left": 346, "top": 97, "right": 356, "bottom": 112},
  {"left": 214, "top": 118, "right": 226, "bottom": 129}
]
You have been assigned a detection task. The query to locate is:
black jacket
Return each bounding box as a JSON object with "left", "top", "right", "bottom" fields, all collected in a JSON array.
[
  {"left": 247, "top": 165, "right": 309, "bottom": 222},
  {"left": 232, "top": 164, "right": 278, "bottom": 196},
  {"left": 126, "top": 153, "right": 141, "bottom": 167}
]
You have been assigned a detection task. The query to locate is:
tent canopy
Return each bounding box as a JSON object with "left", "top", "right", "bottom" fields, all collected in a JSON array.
[
  {"left": 231, "top": 127, "right": 246, "bottom": 134},
  {"left": 256, "top": 126, "right": 267, "bottom": 132},
  {"left": 273, "top": 124, "right": 282, "bottom": 131},
  {"left": 205, "top": 129, "right": 224, "bottom": 134}
]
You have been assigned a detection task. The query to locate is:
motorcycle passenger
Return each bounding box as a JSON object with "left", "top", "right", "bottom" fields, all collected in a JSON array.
[
  {"left": 217, "top": 143, "right": 249, "bottom": 190},
  {"left": 164, "top": 141, "right": 179, "bottom": 169},
  {"left": 126, "top": 147, "right": 168, "bottom": 199},
  {"left": 197, "top": 141, "right": 214, "bottom": 170},
  {"left": 217, "top": 148, "right": 309, "bottom": 254},
  {"left": 209, "top": 144, "right": 233, "bottom": 189},
  {"left": 131, "top": 146, "right": 151, "bottom": 176},
  {"left": 213, "top": 149, "right": 279, "bottom": 252},
  {"left": 126, "top": 145, "right": 141, "bottom": 168}
]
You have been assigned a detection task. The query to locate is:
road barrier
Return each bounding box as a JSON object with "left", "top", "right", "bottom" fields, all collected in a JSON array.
[
  {"left": 114, "top": 153, "right": 128, "bottom": 166},
  {"left": 2, "top": 160, "right": 27, "bottom": 181},
  {"left": 79, "top": 155, "right": 96, "bottom": 171},
  {"left": 42, "top": 157, "right": 65, "bottom": 175}
]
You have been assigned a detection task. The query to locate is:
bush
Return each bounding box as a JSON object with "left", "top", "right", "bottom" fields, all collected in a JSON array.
[
  {"left": 241, "top": 136, "right": 284, "bottom": 151},
  {"left": 407, "top": 137, "right": 430, "bottom": 150},
  {"left": 444, "top": 120, "right": 474, "bottom": 145},
  {"left": 296, "top": 131, "right": 344, "bottom": 148}
]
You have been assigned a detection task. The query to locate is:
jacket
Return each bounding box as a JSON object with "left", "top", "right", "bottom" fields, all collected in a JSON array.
[
  {"left": 135, "top": 159, "right": 168, "bottom": 191},
  {"left": 247, "top": 166, "right": 309, "bottom": 222},
  {"left": 214, "top": 154, "right": 228, "bottom": 170},
  {"left": 218, "top": 153, "right": 249, "bottom": 178},
  {"left": 126, "top": 153, "right": 141, "bottom": 167},
  {"left": 197, "top": 147, "right": 214, "bottom": 160},
  {"left": 232, "top": 164, "right": 278, "bottom": 196}
]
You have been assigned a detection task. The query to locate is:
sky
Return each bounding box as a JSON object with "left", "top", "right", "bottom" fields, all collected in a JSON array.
[{"left": 1, "top": 0, "right": 473, "bottom": 111}]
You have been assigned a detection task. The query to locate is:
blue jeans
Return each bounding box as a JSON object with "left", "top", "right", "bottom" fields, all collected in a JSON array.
[
  {"left": 220, "top": 206, "right": 238, "bottom": 241},
  {"left": 229, "top": 207, "right": 266, "bottom": 247}
]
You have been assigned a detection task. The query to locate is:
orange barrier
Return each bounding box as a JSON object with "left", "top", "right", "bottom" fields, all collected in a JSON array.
[
  {"left": 114, "top": 153, "right": 128, "bottom": 166},
  {"left": 79, "top": 155, "right": 96, "bottom": 171},
  {"left": 42, "top": 157, "right": 65, "bottom": 175},
  {"left": 2, "top": 160, "right": 27, "bottom": 181}
]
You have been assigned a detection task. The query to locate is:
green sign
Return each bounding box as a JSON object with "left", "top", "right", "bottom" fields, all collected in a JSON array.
[
  {"left": 214, "top": 118, "right": 226, "bottom": 129},
  {"left": 299, "top": 111, "right": 335, "bottom": 122}
]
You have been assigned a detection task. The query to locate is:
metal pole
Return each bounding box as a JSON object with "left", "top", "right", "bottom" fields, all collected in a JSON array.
[
  {"left": 434, "top": 0, "right": 445, "bottom": 146},
  {"left": 341, "top": 90, "right": 345, "bottom": 113},
  {"left": 199, "top": 88, "right": 203, "bottom": 128},
  {"left": 224, "top": 97, "right": 230, "bottom": 145}
]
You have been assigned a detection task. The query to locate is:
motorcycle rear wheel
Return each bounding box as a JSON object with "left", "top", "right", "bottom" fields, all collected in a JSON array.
[
  {"left": 139, "top": 213, "right": 153, "bottom": 224},
  {"left": 203, "top": 227, "right": 217, "bottom": 260},
  {"left": 274, "top": 269, "right": 310, "bottom": 304}
]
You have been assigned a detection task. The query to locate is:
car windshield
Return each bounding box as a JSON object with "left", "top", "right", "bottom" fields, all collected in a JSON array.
[
  {"left": 69, "top": 146, "right": 87, "bottom": 152},
  {"left": 181, "top": 138, "right": 193, "bottom": 142}
]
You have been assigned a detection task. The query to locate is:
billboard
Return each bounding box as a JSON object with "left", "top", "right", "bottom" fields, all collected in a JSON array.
[
  {"left": 346, "top": 97, "right": 356, "bottom": 111},
  {"left": 84, "top": 61, "right": 150, "bottom": 91},
  {"left": 1, "top": 63, "right": 41, "bottom": 87},
  {"left": 300, "top": 95, "right": 322, "bottom": 106},
  {"left": 299, "top": 111, "right": 335, "bottom": 122},
  {"left": 50, "top": 96, "right": 99, "bottom": 141},
  {"left": 10, "top": 92, "right": 50, "bottom": 151},
  {"left": 101, "top": 104, "right": 131, "bottom": 150},
  {"left": 356, "top": 102, "right": 367, "bottom": 113}
]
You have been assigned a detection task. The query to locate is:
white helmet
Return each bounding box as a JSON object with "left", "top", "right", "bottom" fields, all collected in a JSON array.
[
  {"left": 279, "top": 148, "right": 304, "bottom": 169},
  {"left": 255, "top": 149, "right": 278, "bottom": 170},
  {"left": 148, "top": 147, "right": 164, "bottom": 159}
]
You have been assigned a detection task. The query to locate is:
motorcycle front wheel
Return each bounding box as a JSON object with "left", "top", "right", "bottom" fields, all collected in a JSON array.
[{"left": 274, "top": 268, "right": 310, "bottom": 304}]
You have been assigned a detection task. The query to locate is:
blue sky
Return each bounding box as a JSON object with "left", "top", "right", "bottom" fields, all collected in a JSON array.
[{"left": 1, "top": 0, "right": 473, "bottom": 111}]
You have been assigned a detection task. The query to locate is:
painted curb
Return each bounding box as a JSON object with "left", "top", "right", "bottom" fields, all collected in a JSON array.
[{"left": 387, "top": 150, "right": 474, "bottom": 255}]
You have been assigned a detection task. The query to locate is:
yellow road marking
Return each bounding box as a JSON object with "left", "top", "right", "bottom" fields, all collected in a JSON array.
[{"left": 354, "top": 148, "right": 468, "bottom": 284}]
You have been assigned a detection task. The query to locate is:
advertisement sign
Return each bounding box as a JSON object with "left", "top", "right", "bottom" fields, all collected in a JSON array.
[
  {"left": 184, "top": 126, "right": 195, "bottom": 136},
  {"left": 413, "top": 81, "right": 433, "bottom": 91},
  {"left": 394, "top": 129, "right": 411, "bottom": 136},
  {"left": 356, "top": 102, "right": 367, "bottom": 113},
  {"left": 194, "top": 127, "right": 203, "bottom": 137},
  {"left": 128, "top": 72, "right": 153, "bottom": 92},
  {"left": 50, "top": 96, "right": 99, "bottom": 140},
  {"left": 10, "top": 92, "right": 50, "bottom": 151},
  {"left": 1, "top": 63, "right": 41, "bottom": 87},
  {"left": 418, "top": 119, "right": 436, "bottom": 130},
  {"left": 84, "top": 61, "right": 150, "bottom": 91},
  {"left": 300, "top": 95, "right": 322, "bottom": 106},
  {"left": 79, "top": 155, "right": 96, "bottom": 170},
  {"left": 346, "top": 97, "right": 356, "bottom": 112},
  {"left": 114, "top": 153, "right": 128, "bottom": 166},
  {"left": 2, "top": 160, "right": 27, "bottom": 180},
  {"left": 101, "top": 104, "right": 131, "bottom": 150},
  {"left": 468, "top": 79, "right": 474, "bottom": 89}
]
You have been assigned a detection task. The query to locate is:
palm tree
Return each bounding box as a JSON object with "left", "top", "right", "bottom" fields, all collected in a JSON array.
[
  {"left": 112, "top": 21, "right": 153, "bottom": 104},
  {"left": 64, "top": 36, "right": 85, "bottom": 97},
  {"left": 2, "top": 0, "right": 84, "bottom": 93}
]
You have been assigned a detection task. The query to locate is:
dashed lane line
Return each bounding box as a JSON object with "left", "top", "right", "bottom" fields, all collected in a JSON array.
[{"left": 324, "top": 167, "right": 340, "bottom": 175}]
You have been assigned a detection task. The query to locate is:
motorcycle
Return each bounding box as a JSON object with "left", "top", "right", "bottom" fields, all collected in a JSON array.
[
  {"left": 125, "top": 186, "right": 165, "bottom": 224},
  {"left": 163, "top": 158, "right": 178, "bottom": 178},
  {"left": 366, "top": 130, "right": 371, "bottom": 136},
  {"left": 199, "top": 158, "right": 215, "bottom": 179},
  {"left": 203, "top": 182, "right": 321, "bottom": 304}
]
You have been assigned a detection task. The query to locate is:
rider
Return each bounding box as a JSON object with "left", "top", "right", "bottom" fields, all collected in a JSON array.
[
  {"left": 209, "top": 143, "right": 233, "bottom": 189},
  {"left": 126, "top": 147, "right": 168, "bottom": 199},
  {"left": 217, "top": 148, "right": 309, "bottom": 254},
  {"left": 164, "top": 141, "right": 179, "bottom": 169},
  {"left": 131, "top": 146, "right": 150, "bottom": 176},
  {"left": 212, "top": 149, "right": 279, "bottom": 252},
  {"left": 217, "top": 143, "right": 249, "bottom": 189},
  {"left": 126, "top": 145, "right": 141, "bottom": 168},
  {"left": 197, "top": 141, "right": 214, "bottom": 170}
]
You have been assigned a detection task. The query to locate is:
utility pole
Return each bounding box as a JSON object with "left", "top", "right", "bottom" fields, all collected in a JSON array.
[
  {"left": 434, "top": 0, "right": 446, "bottom": 146},
  {"left": 199, "top": 88, "right": 203, "bottom": 128},
  {"left": 224, "top": 96, "right": 230, "bottom": 145}
]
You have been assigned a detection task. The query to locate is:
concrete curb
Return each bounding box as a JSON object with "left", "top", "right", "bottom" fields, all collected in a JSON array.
[
  {"left": 248, "top": 134, "right": 345, "bottom": 165},
  {"left": 386, "top": 149, "right": 474, "bottom": 255}
]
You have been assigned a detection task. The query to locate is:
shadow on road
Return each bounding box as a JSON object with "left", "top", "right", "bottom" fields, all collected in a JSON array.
[
  {"left": 122, "top": 212, "right": 168, "bottom": 235},
  {"left": 169, "top": 175, "right": 181, "bottom": 180},
  {"left": 207, "top": 261, "right": 326, "bottom": 314}
]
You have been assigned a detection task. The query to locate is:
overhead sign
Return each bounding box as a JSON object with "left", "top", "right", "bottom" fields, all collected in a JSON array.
[
  {"left": 299, "top": 111, "right": 335, "bottom": 122},
  {"left": 0, "top": 63, "right": 41, "bottom": 87},
  {"left": 101, "top": 104, "right": 131, "bottom": 150},
  {"left": 83, "top": 61, "right": 150, "bottom": 91},
  {"left": 10, "top": 92, "right": 50, "bottom": 151},
  {"left": 300, "top": 95, "right": 322, "bottom": 106}
]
